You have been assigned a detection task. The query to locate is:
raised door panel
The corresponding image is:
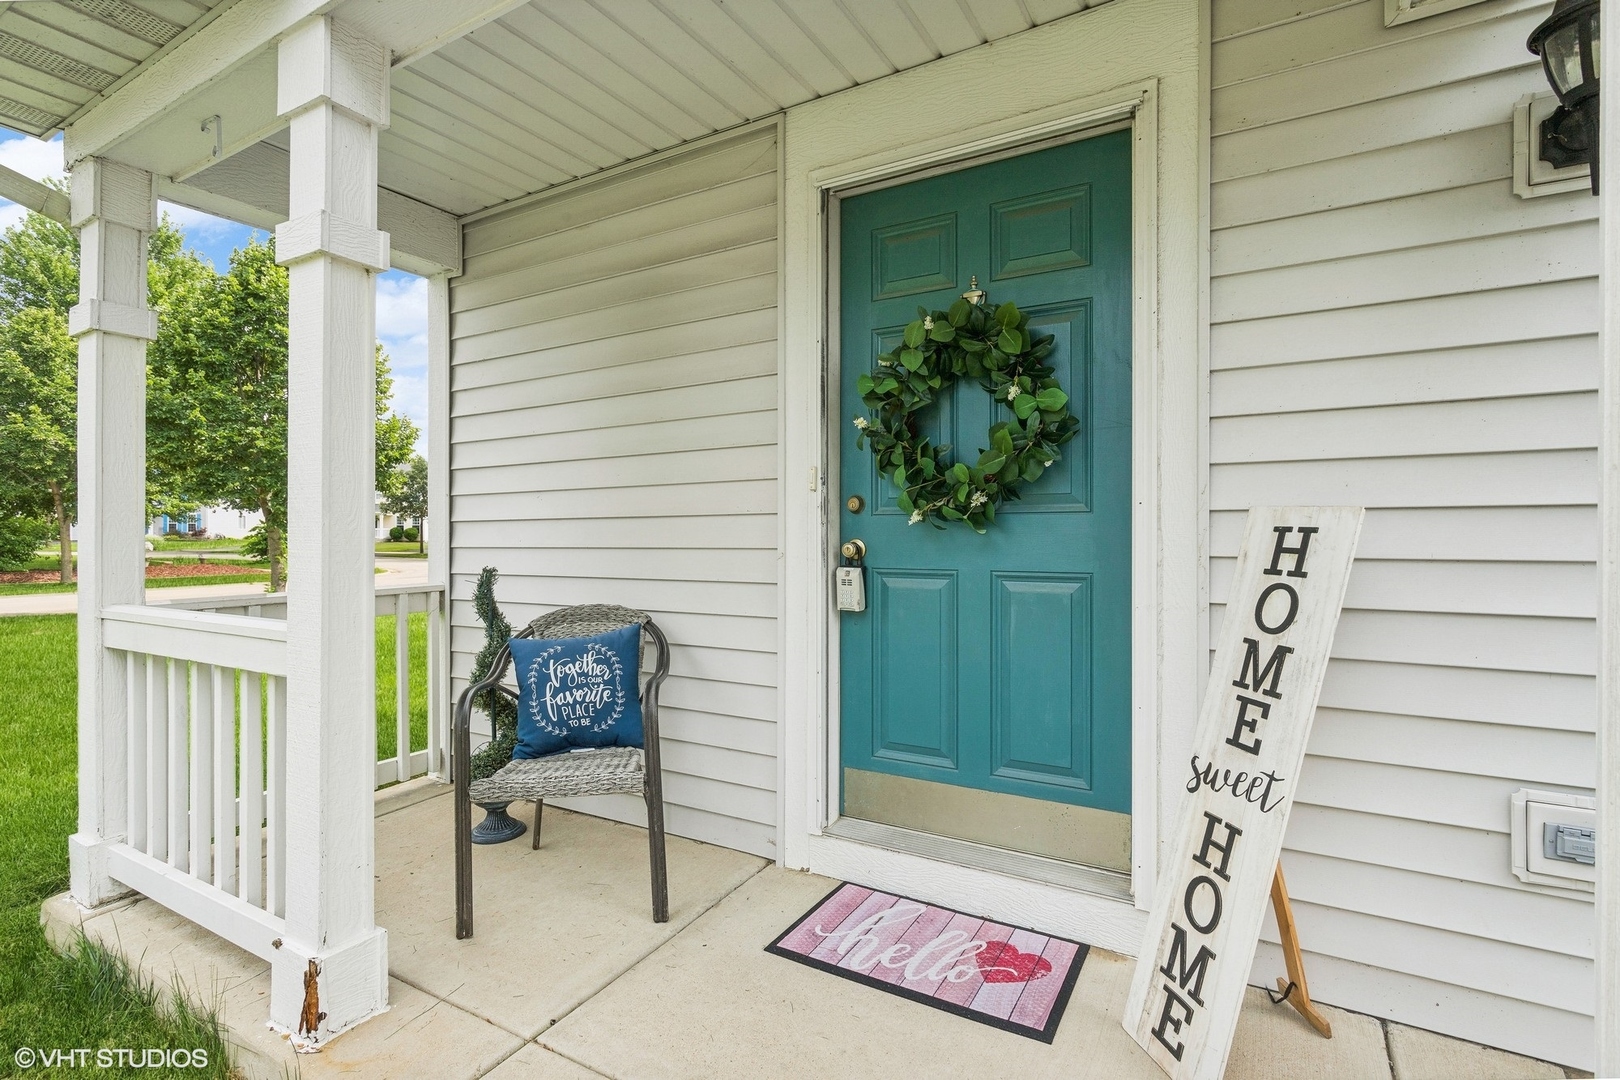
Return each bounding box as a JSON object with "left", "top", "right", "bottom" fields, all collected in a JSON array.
[
  {"left": 871, "top": 569, "right": 959, "bottom": 768},
  {"left": 992, "top": 573, "right": 1093, "bottom": 791}
]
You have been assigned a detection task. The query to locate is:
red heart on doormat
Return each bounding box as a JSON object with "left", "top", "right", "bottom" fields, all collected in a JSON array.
[{"left": 974, "top": 941, "right": 1053, "bottom": 983}]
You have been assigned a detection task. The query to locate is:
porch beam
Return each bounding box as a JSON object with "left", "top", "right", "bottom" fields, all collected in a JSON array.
[
  {"left": 67, "top": 158, "right": 157, "bottom": 908},
  {"left": 0, "top": 162, "right": 69, "bottom": 224},
  {"left": 267, "top": 14, "right": 390, "bottom": 1045},
  {"left": 1600, "top": 0, "right": 1620, "bottom": 1069},
  {"left": 62, "top": 0, "right": 329, "bottom": 167},
  {"left": 160, "top": 142, "right": 461, "bottom": 275}
]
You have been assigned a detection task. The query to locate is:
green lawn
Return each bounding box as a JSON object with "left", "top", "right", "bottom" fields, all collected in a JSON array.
[
  {"left": 0, "top": 616, "right": 233, "bottom": 1079},
  {"left": 374, "top": 541, "right": 427, "bottom": 556},
  {"left": 147, "top": 537, "right": 247, "bottom": 553},
  {"left": 375, "top": 611, "right": 431, "bottom": 761},
  {"left": 0, "top": 611, "right": 432, "bottom": 1075}
]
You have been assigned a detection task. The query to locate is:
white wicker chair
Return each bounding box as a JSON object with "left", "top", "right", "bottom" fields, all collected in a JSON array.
[{"left": 452, "top": 605, "right": 671, "bottom": 939}]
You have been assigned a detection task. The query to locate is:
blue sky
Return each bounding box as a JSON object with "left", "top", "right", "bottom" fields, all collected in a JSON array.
[{"left": 0, "top": 129, "right": 429, "bottom": 455}]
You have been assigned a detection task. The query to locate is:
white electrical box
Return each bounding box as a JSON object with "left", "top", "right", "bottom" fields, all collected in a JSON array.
[
  {"left": 1513, "top": 92, "right": 1592, "bottom": 199},
  {"left": 1511, "top": 788, "right": 1596, "bottom": 893}
]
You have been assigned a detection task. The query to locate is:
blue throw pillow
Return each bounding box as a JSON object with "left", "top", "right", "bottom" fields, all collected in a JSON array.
[{"left": 510, "top": 623, "right": 643, "bottom": 759}]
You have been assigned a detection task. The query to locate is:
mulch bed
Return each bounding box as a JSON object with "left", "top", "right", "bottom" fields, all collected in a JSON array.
[{"left": 0, "top": 562, "right": 270, "bottom": 584}]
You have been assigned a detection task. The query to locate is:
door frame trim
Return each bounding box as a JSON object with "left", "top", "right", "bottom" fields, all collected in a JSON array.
[{"left": 778, "top": 0, "right": 1205, "bottom": 960}]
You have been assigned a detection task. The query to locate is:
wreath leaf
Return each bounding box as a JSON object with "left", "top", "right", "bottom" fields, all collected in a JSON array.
[{"left": 854, "top": 300, "right": 1080, "bottom": 530}]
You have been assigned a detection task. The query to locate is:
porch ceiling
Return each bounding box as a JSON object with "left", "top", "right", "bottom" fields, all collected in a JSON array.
[
  {"left": 376, "top": 0, "right": 1112, "bottom": 217},
  {"left": 41, "top": 0, "right": 1116, "bottom": 239},
  {"left": 0, "top": 0, "right": 228, "bottom": 137}
]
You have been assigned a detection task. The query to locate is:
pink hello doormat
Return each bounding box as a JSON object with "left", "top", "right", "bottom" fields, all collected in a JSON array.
[{"left": 766, "top": 883, "right": 1088, "bottom": 1042}]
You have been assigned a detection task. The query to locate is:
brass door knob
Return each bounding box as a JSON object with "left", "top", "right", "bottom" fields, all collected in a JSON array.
[{"left": 841, "top": 539, "right": 866, "bottom": 562}]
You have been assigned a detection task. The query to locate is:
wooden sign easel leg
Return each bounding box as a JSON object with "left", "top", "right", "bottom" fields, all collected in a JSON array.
[{"left": 1269, "top": 863, "right": 1333, "bottom": 1038}]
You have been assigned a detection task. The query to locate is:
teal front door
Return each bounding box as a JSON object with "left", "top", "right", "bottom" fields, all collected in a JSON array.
[{"left": 837, "top": 132, "right": 1133, "bottom": 871}]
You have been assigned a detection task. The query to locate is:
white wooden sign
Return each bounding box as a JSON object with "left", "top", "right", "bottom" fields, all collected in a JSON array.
[{"left": 1124, "top": 506, "right": 1363, "bottom": 1079}]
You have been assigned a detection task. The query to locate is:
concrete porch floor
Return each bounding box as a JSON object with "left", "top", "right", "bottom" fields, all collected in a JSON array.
[{"left": 43, "top": 782, "right": 1588, "bottom": 1080}]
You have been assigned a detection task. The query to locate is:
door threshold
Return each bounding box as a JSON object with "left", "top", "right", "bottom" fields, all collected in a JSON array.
[{"left": 823, "top": 816, "right": 1133, "bottom": 903}]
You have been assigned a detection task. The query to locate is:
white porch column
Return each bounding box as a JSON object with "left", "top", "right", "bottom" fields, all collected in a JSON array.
[
  {"left": 269, "top": 15, "right": 391, "bottom": 1043},
  {"left": 1599, "top": 0, "right": 1620, "bottom": 1069},
  {"left": 426, "top": 271, "right": 451, "bottom": 778},
  {"left": 67, "top": 159, "right": 156, "bottom": 908}
]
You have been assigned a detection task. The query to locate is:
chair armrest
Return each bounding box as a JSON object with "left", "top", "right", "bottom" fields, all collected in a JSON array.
[{"left": 452, "top": 643, "right": 518, "bottom": 798}]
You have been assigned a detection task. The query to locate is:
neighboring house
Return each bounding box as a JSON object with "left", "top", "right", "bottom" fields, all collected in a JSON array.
[
  {"left": 147, "top": 501, "right": 403, "bottom": 540},
  {"left": 149, "top": 506, "right": 262, "bottom": 539},
  {"left": 373, "top": 494, "right": 418, "bottom": 540},
  {"left": 10, "top": 0, "right": 1616, "bottom": 1070}
]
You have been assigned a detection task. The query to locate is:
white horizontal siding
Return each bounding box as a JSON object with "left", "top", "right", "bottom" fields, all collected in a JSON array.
[
  {"left": 1211, "top": 0, "right": 1595, "bottom": 1066},
  {"left": 448, "top": 127, "right": 781, "bottom": 859}
]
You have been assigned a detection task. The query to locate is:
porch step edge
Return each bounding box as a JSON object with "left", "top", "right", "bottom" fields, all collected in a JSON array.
[{"left": 375, "top": 774, "right": 450, "bottom": 817}]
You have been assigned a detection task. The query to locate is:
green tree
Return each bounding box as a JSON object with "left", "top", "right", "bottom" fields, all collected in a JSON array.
[
  {"left": 0, "top": 209, "right": 79, "bottom": 581},
  {"left": 0, "top": 210, "right": 205, "bottom": 582},
  {"left": 382, "top": 453, "right": 428, "bottom": 552},
  {"left": 374, "top": 345, "right": 419, "bottom": 499},
  {"left": 147, "top": 236, "right": 420, "bottom": 590},
  {"left": 0, "top": 500, "right": 53, "bottom": 569},
  {"left": 0, "top": 307, "right": 76, "bottom": 580},
  {"left": 144, "top": 219, "right": 216, "bottom": 521},
  {"left": 0, "top": 198, "right": 77, "bottom": 319},
  {"left": 147, "top": 237, "right": 290, "bottom": 586}
]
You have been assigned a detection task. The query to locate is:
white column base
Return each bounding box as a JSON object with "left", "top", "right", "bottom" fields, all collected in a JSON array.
[
  {"left": 68, "top": 831, "right": 134, "bottom": 909},
  {"left": 268, "top": 928, "right": 389, "bottom": 1050}
]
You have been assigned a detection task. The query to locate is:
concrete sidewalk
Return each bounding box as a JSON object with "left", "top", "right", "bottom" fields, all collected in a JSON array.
[
  {"left": 41, "top": 784, "right": 1588, "bottom": 1080},
  {"left": 0, "top": 555, "right": 430, "bottom": 616}
]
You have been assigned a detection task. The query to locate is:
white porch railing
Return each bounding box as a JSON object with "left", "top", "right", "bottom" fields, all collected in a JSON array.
[
  {"left": 100, "top": 605, "right": 290, "bottom": 960},
  {"left": 97, "top": 584, "right": 447, "bottom": 964},
  {"left": 160, "top": 583, "right": 449, "bottom": 790}
]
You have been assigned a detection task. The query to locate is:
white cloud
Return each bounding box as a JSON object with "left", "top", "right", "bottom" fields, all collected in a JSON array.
[
  {"left": 377, "top": 272, "right": 429, "bottom": 453},
  {"left": 376, "top": 273, "right": 429, "bottom": 341},
  {"left": 0, "top": 133, "right": 64, "bottom": 232},
  {"left": 157, "top": 199, "right": 241, "bottom": 240},
  {"left": 0, "top": 132, "right": 64, "bottom": 183}
]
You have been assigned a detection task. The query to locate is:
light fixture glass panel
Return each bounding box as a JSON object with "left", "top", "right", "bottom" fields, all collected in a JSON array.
[{"left": 1547, "top": 23, "right": 1585, "bottom": 94}]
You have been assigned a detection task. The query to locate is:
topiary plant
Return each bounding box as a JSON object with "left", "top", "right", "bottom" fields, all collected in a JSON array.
[{"left": 468, "top": 566, "right": 519, "bottom": 782}]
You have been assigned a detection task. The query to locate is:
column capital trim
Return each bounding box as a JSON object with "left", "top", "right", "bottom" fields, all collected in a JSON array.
[
  {"left": 69, "top": 299, "right": 158, "bottom": 341},
  {"left": 69, "top": 158, "right": 155, "bottom": 231},
  {"left": 277, "top": 16, "right": 389, "bottom": 128},
  {"left": 275, "top": 211, "right": 390, "bottom": 272}
]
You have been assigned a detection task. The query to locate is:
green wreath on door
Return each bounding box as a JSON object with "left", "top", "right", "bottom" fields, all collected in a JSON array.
[{"left": 853, "top": 298, "right": 1079, "bottom": 533}]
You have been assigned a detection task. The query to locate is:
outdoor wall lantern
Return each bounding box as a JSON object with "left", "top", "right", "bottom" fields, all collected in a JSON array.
[{"left": 1528, "top": 0, "right": 1601, "bottom": 193}]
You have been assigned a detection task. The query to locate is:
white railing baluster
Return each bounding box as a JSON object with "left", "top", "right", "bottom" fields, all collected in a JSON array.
[
  {"left": 213, "top": 665, "right": 236, "bottom": 894},
  {"left": 168, "top": 658, "right": 188, "bottom": 872},
  {"left": 150, "top": 584, "right": 446, "bottom": 793},
  {"left": 97, "top": 606, "right": 291, "bottom": 958},
  {"left": 267, "top": 674, "right": 286, "bottom": 919},
  {"left": 125, "top": 651, "right": 146, "bottom": 853},
  {"left": 427, "top": 595, "right": 444, "bottom": 778},
  {"left": 190, "top": 663, "right": 213, "bottom": 883},
  {"left": 240, "top": 673, "right": 263, "bottom": 907},
  {"left": 395, "top": 592, "right": 410, "bottom": 783},
  {"left": 147, "top": 655, "right": 167, "bottom": 862}
]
